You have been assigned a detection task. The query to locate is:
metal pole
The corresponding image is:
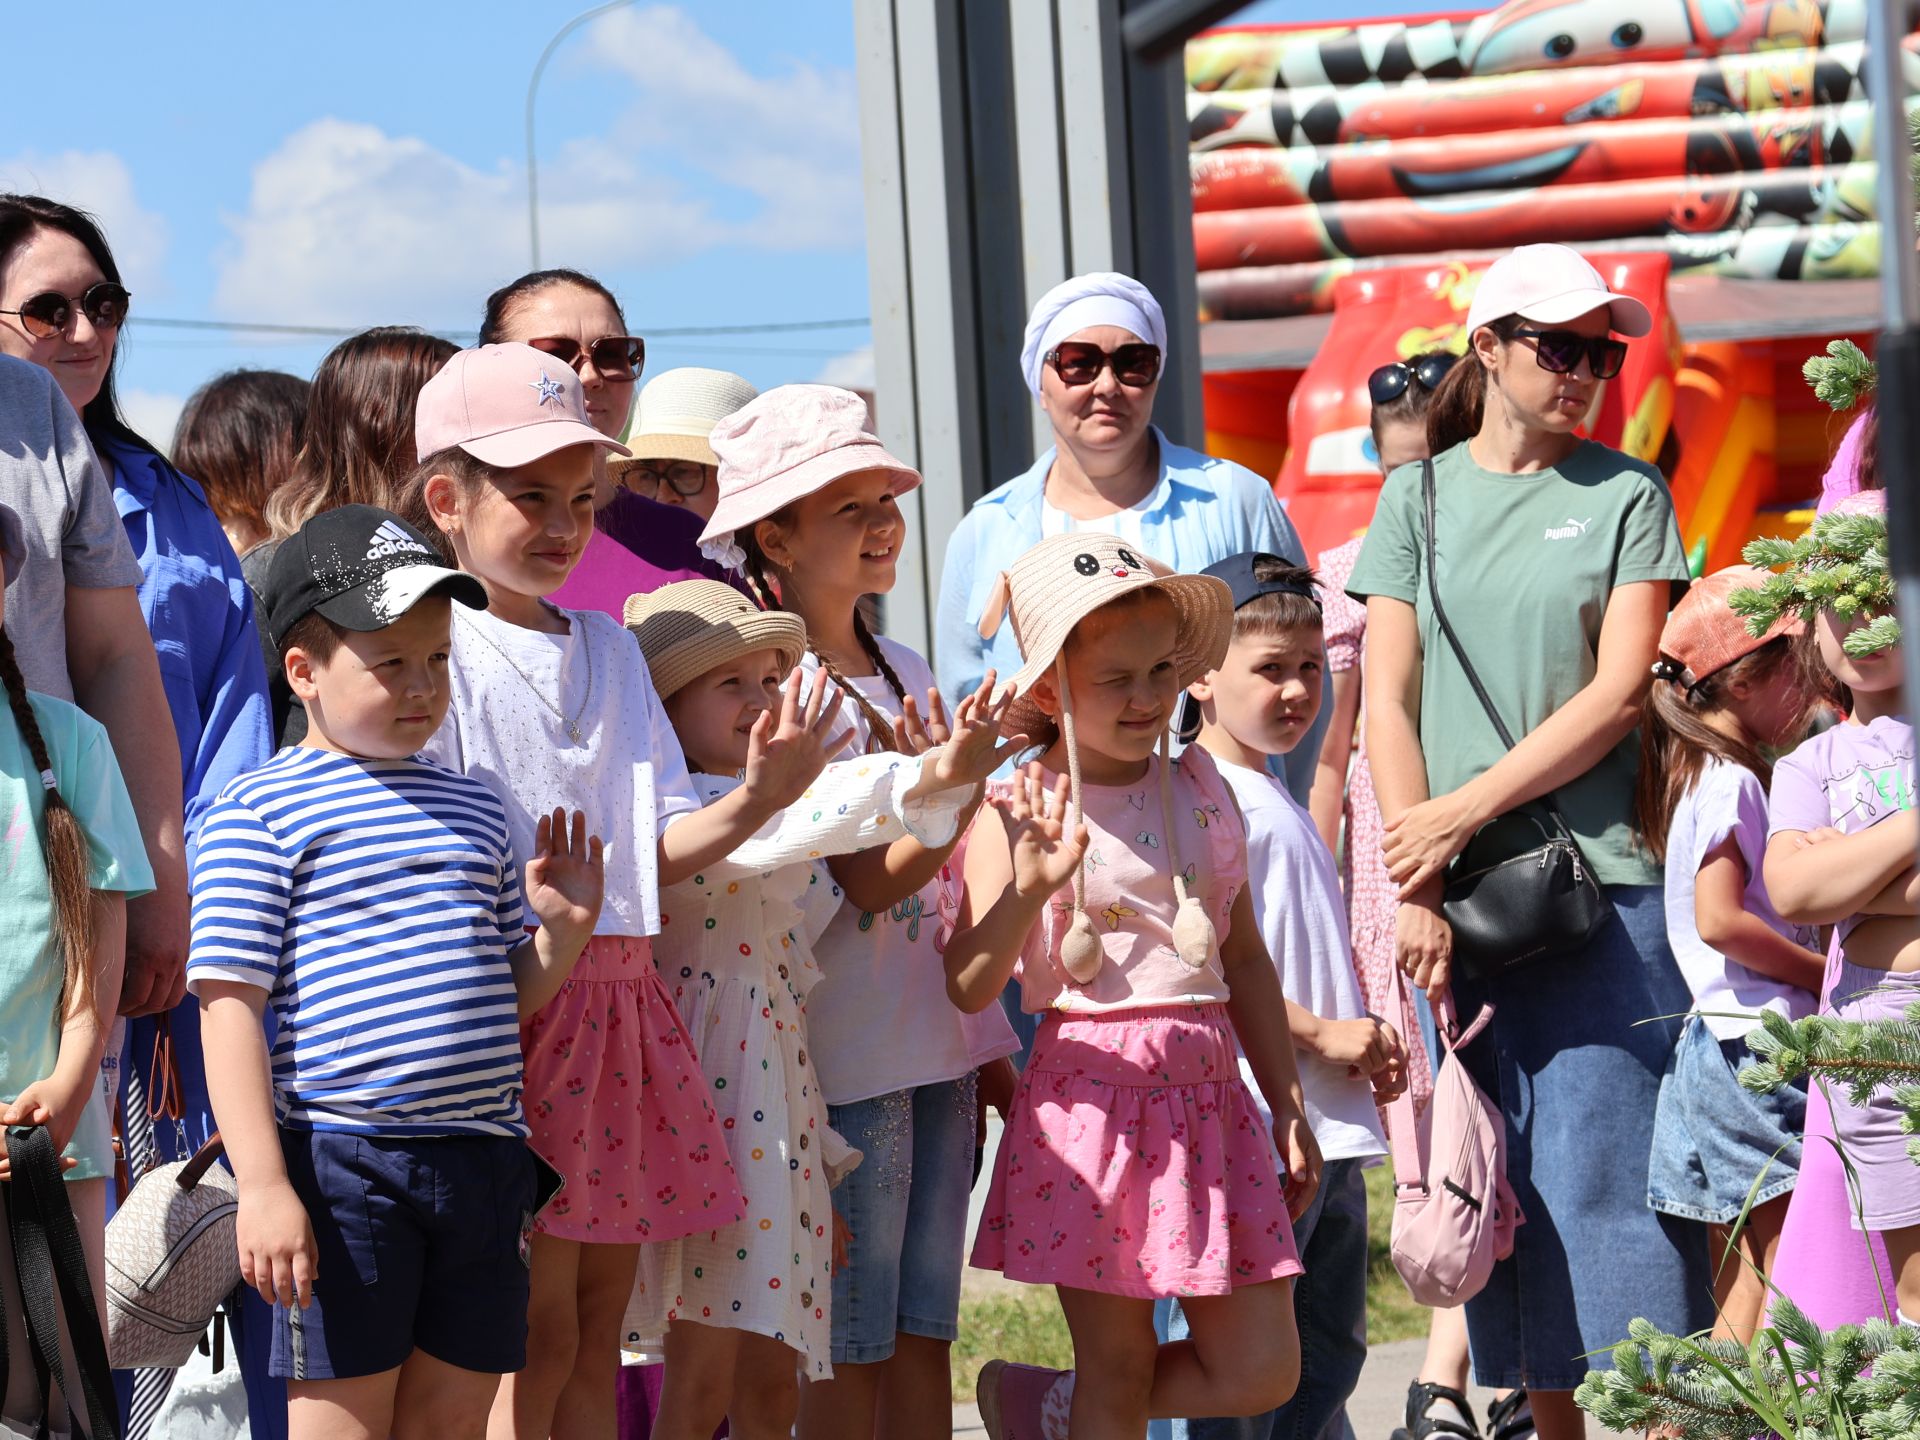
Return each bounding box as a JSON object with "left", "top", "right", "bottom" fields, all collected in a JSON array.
[
  {"left": 525, "top": 0, "right": 636, "bottom": 270},
  {"left": 1864, "top": 0, "right": 1919, "bottom": 807}
]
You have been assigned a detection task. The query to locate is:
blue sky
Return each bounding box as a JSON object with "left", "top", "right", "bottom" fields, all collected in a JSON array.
[{"left": 0, "top": 0, "right": 1425, "bottom": 445}]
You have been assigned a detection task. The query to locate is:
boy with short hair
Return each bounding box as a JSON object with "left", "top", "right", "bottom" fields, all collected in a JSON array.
[
  {"left": 1163, "top": 551, "right": 1407, "bottom": 1440},
  {"left": 189, "top": 505, "right": 604, "bottom": 1440}
]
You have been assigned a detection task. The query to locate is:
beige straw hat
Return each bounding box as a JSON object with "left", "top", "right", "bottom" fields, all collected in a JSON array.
[
  {"left": 977, "top": 533, "right": 1233, "bottom": 984},
  {"left": 609, "top": 367, "right": 759, "bottom": 475},
  {"left": 623, "top": 580, "right": 807, "bottom": 700},
  {"left": 978, "top": 532, "right": 1233, "bottom": 745}
]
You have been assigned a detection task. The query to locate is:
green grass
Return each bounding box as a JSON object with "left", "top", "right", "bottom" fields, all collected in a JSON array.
[{"left": 948, "top": 1163, "right": 1429, "bottom": 1399}]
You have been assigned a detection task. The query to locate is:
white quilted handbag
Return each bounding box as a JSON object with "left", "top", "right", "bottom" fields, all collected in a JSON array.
[{"left": 104, "top": 1135, "right": 241, "bottom": 1368}]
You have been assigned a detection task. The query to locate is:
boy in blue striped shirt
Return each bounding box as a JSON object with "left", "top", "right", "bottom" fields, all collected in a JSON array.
[{"left": 189, "top": 506, "right": 606, "bottom": 1439}]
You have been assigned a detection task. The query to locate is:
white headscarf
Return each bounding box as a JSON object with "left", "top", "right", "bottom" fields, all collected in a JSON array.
[{"left": 1019, "top": 271, "right": 1167, "bottom": 399}]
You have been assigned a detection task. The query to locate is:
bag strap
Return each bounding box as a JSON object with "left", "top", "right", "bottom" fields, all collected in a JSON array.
[
  {"left": 1383, "top": 961, "right": 1428, "bottom": 1194},
  {"left": 6, "top": 1125, "right": 121, "bottom": 1440},
  {"left": 1419, "top": 459, "right": 1581, "bottom": 845},
  {"left": 176, "top": 1134, "right": 227, "bottom": 1191}
]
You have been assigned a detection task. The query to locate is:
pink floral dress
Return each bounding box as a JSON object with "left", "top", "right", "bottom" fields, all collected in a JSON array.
[{"left": 1320, "top": 536, "right": 1433, "bottom": 1111}]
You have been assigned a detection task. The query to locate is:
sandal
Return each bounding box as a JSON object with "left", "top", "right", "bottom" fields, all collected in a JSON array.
[
  {"left": 1485, "top": 1389, "right": 1535, "bottom": 1440},
  {"left": 1391, "top": 1380, "right": 1480, "bottom": 1440}
]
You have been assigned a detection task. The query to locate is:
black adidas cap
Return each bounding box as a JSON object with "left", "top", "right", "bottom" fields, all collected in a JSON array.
[{"left": 264, "top": 505, "right": 488, "bottom": 650}]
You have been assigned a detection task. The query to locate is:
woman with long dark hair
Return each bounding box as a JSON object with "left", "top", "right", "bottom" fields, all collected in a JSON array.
[
  {"left": 0, "top": 192, "right": 277, "bottom": 1435},
  {"left": 1348, "top": 244, "right": 1708, "bottom": 1439}
]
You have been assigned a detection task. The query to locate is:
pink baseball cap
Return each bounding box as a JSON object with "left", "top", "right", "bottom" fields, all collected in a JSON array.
[
  {"left": 1465, "top": 245, "right": 1653, "bottom": 339},
  {"left": 699, "top": 385, "right": 919, "bottom": 558},
  {"left": 415, "top": 342, "right": 629, "bottom": 468}
]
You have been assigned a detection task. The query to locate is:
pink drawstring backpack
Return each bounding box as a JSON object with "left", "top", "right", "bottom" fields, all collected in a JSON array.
[{"left": 1383, "top": 972, "right": 1524, "bottom": 1307}]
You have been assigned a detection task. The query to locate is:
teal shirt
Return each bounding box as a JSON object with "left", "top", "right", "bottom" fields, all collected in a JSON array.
[
  {"left": 1346, "top": 440, "right": 1688, "bottom": 887},
  {"left": 0, "top": 692, "right": 154, "bottom": 1180}
]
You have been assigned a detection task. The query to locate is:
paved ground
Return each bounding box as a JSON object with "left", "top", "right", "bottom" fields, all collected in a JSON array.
[{"left": 953, "top": 1337, "right": 1501, "bottom": 1437}]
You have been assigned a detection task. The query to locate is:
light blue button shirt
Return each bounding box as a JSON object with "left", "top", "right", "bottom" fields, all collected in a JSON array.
[{"left": 934, "top": 427, "right": 1327, "bottom": 799}]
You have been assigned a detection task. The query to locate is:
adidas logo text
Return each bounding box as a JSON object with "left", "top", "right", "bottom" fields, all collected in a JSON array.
[{"left": 365, "top": 519, "right": 431, "bottom": 560}]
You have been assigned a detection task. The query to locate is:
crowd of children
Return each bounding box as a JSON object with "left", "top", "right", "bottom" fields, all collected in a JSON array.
[{"left": 0, "top": 308, "right": 1911, "bottom": 1440}]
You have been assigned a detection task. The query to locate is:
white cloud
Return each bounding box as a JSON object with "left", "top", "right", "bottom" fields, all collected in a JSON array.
[
  {"left": 211, "top": 6, "right": 863, "bottom": 328},
  {"left": 0, "top": 150, "right": 170, "bottom": 299},
  {"left": 122, "top": 388, "right": 185, "bottom": 452},
  {"left": 813, "top": 344, "right": 874, "bottom": 391}
]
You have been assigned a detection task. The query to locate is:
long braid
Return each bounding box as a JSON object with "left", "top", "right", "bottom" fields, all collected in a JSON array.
[
  {"left": 744, "top": 534, "right": 899, "bottom": 754},
  {"left": 0, "top": 633, "right": 96, "bottom": 1018}
]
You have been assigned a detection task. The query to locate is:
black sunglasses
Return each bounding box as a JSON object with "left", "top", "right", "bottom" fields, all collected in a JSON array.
[
  {"left": 527, "top": 333, "right": 646, "bottom": 382},
  {"left": 625, "top": 460, "right": 709, "bottom": 500},
  {"left": 1367, "top": 353, "right": 1459, "bottom": 406},
  {"left": 1510, "top": 327, "right": 1628, "bottom": 380},
  {"left": 0, "top": 281, "right": 130, "bottom": 340},
  {"left": 1045, "top": 341, "right": 1162, "bottom": 388}
]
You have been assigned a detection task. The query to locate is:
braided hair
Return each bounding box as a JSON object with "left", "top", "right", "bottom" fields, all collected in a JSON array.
[
  {"left": 0, "top": 633, "right": 97, "bottom": 1019},
  {"left": 741, "top": 524, "right": 905, "bottom": 754}
]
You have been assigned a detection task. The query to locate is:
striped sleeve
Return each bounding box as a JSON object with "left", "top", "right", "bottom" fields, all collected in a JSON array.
[
  {"left": 495, "top": 825, "right": 525, "bottom": 947},
  {"left": 186, "top": 794, "right": 293, "bottom": 993}
]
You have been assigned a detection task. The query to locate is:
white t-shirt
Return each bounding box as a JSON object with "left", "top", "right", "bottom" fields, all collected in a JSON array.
[
  {"left": 1666, "top": 759, "right": 1818, "bottom": 1040},
  {"left": 1214, "top": 755, "right": 1386, "bottom": 1163},
  {"left": 423, "top": 603, "right": 701, "bottom": 938},
  {"left": 1039, "top": 473, "right": 1171, "bottom": 549},
  {"left": 802, "top": 635, "right": 1018, "bottom": 1106}
]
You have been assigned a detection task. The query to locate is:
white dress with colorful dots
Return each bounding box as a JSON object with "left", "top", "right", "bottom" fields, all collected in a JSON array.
[{"left": 624, "top": 753, "right": 970, "bottom": 1375}]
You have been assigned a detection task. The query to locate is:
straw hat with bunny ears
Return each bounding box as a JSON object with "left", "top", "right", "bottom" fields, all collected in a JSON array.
[{"left": 976, "top": 533, "right": 1233, "bottom": 984}]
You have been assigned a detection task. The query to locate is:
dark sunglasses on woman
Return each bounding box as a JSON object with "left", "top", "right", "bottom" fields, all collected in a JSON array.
[
  {"left": 1511, "top": 327, "right": 1628, "bottom": 380},
  {"left": 1045, "top": 341, "right": 1162, "bottom": 388},
  {"left": 0, "top": 281, "right": 130, "bottom": 339},
  {"left": 527, "top": 334, "right": 646, "bottom": 381},
  {"left": 626, "top": 461, "right": 709, "bottom": 500},
  {"left": 1367, "top": 353, "right": 1460, "bottom": 406}
]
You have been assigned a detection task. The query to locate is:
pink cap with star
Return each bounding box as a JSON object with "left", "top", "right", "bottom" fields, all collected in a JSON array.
[{"left": 415, "top": 342, "right": 630, "bottom": 468}]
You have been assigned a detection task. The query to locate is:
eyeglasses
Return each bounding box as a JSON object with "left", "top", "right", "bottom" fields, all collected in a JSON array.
[
  {"left": 625, "top": 461, "right": 710, "bottom": 500},
  {"left": 0, "top": 281, "right": 130, "bottom": 339},
  {"left": 526, "top": 334, "right": 646, "bottom": 381},
  {"left": 1510, "top": 327, "right": 1628, "bottom": 381},
  {"left": 1367, "top": 353, "right": 1459, "bottom": 406},
  {"left": 1045, "top": 341, "right": 1162, "bottom": 388}
]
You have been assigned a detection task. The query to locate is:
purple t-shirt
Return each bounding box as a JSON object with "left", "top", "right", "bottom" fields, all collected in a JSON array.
[
  {"left": 1764, "top": 711, "right": 1910, "bottom": 1329},
  {"left": 550, "top": 490, "right": 746, "bottom": 619}
]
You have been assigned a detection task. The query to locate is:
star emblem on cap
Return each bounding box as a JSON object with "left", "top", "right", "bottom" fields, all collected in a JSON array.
[{"left": 530, "top": 371, "right": 565, "bottom": 407}]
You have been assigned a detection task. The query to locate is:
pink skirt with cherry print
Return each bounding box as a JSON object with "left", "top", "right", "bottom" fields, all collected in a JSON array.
[
  {"left": 520, "top": 934, "right": 745, "bottom": 1244},
  {"left": 971, "top": 1004, "right": 1302, "bottom": 1298}
]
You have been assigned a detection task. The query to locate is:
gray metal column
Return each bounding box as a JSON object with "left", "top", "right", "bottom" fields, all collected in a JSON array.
[{"left": 855, "top": 0, "right": 1214, "bottom": 668}]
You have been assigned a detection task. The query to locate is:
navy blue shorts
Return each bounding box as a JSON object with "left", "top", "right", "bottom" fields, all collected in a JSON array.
[{"left": 272, "top": 1131, "right": 535, "bottom": 1380}]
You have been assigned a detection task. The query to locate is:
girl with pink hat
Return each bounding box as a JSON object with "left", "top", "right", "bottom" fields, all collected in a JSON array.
[
  {"left": 699, "top": 384, "right": 1023, "bottom": 1439},
  {"left": 404, "top": 346, "right": 849, "bottom": 1440},
  {"left": 945, "top": 531, "right": 1318, "bottom": 1437}
]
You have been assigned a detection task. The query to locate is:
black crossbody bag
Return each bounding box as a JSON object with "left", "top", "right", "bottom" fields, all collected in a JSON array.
[{"left": 1420, "top": 459, "right": 1615, "bottom": 978}]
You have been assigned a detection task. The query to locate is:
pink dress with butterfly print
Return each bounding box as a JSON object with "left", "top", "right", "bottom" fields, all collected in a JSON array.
[{"left": 970, "top": 746, "right": 1304, "bottom": 1297}]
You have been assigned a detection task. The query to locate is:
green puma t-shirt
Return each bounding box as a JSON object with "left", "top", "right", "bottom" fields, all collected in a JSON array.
[{"left": 1346, "top": 439, "right": 1689, "bottom": 887}]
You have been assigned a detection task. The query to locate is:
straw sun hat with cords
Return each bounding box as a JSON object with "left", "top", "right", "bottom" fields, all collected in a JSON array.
[
  {"left": 978, "top": 532, "right": 1232, "bottom": 983},
  {"left": 1730, "top": 491, "right": 1900, "bottom": 658},
  {"left": 1651, "top": 567, "right": 1803, "bottom": 691},
  {"left": 610, "top": 367, "right": 759, "bottom": 475},
  {"left": 623, "top": 579, "right": 807, "bottom": 701},
  {"left": 699, "top": 384, "right": 919, "bottom": 572}
]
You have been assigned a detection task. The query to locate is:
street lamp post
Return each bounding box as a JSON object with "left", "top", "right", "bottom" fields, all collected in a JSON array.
[{"left": 526, "top": 0, "right": 637, "bottom": 270}]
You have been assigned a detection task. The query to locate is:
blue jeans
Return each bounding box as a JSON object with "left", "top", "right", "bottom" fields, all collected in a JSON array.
[{"left": 1149, "top": 1158, "right": 1369, "bottom": 1440}]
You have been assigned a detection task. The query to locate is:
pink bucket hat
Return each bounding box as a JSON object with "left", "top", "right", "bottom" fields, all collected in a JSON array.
[
  {"left": 698, "top": 385, "right": 919, "bottom": 569},
  {"left": 415, "top": 342, "right": 629, "bottom": 468}
]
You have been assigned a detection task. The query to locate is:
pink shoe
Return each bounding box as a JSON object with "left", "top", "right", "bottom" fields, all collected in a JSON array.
[{"left": 977, "top": 1360, "right": 1074, "bottom": 1440}]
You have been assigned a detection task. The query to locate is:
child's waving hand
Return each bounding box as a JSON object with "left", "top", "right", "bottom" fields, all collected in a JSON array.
[
  {"left": 1005, "top": 764, "right": 1088, "bottom": 900},
  {"left": 918, "top": 672, "right": 1030, "bottom": 793},
  {"left": 743, "top": 668, "right": 854, "bottom": 811},
  {"left": 526, "top": 807, "right": 606, "bottom": 948}
]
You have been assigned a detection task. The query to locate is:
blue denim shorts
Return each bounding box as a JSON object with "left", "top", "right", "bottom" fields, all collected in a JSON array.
[
  {"left": 826, "top": 1073, "right": 978, "bottom": 1364},
  {"left": 272, "top": 1130, "right": 535, "bottom": 1380},
  {"left": 1648, "top": 1017, "right": 1806, "bottom": 1225}
]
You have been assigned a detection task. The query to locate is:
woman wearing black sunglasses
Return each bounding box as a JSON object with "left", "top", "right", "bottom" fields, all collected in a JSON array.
[
  {"left": 1348, "top": 244, "right": 1706, "bottom": 1438},
  {"left": 0, "top": 192, "right": 281, "bottom": 1432},
  {"left": 479, "top": 269, "right": 740, "bottom": 624}
]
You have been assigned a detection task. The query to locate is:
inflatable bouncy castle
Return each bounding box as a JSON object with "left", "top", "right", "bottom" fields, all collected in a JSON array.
[{"left": 1189, "top": 0, "right": 1917, "bottom": 565}]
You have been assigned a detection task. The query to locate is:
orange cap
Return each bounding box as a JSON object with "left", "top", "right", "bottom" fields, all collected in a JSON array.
[{"left": 1654, "top": 566, "right": 1803, "bottom": 690}]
